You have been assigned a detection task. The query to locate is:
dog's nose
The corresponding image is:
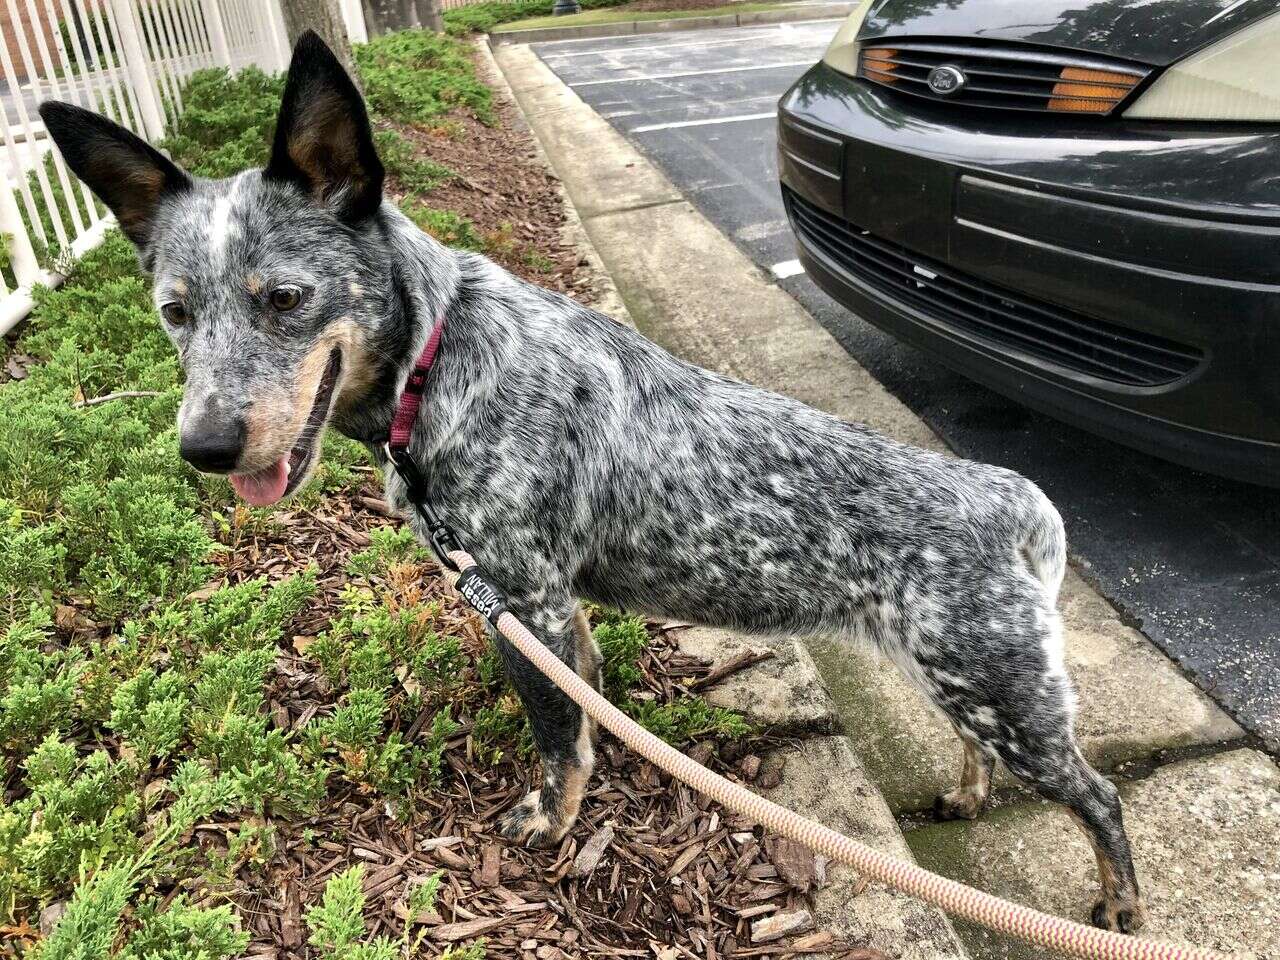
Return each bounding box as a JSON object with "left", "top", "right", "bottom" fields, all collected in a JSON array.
[{"left": 179, "top": 405, "right": 246, "bottom": 474}]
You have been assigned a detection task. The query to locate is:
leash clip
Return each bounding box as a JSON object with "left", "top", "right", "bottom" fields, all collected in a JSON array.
[{"left": 383, "top": 441, "right": 462, "bottom": 573}]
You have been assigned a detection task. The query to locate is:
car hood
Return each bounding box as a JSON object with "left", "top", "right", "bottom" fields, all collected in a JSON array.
[{"left": 859, "top": 0, "right": 1276, "bottom": 66}]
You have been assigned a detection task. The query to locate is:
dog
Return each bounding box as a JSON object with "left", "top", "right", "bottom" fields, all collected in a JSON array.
[{"left": 39, "top": 31, "right": 1144, "bottom": 933}]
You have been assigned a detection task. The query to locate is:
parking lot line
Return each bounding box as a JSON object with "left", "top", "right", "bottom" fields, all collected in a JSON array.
[
  {"left": 539, "top": 35, "right": 760, "bottom": 60},
  {"left": 572, "top": 61, "right": 814, "bottom": 87},
  {"left": 537, "top": 21, "right": 843, "bottom": 61},
  {"left": 631, "top": 111, "right": 777, "bottom": 133}
]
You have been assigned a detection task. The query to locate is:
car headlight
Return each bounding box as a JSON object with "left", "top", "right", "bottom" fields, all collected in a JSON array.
[
  {"left": 1125, "top": 11, "right": 1280, "bottom": 120},
  {"left": 822, "top": 0, "right": 877, "bottom": 77}
]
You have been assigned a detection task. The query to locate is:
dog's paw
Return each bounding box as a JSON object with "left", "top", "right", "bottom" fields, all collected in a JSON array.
[
  {"left": 497, "top": 790, "right": 566, "bottom": 849},
  {"left": 1090, "top": 898, "right": 1146, "bottom": 935},
  {"left": 933, "top": 788, "right": 985, "bottom": 821}
]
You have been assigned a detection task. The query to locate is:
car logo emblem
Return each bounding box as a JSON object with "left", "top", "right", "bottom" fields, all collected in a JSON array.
[{"left": 927, "top": 65, "right": 967, "bottom": 96}]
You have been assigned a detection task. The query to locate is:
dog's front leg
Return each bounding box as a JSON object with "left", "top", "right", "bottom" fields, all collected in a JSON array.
[{"left": 493, "top": 598, "right": 595, "bottom": 848}]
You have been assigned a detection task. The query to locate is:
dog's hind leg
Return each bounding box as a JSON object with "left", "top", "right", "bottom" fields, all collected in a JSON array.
[
  {"left": 934, "top": 728, "right": 995, "bottom": 821},
  {"left": 1007, "top": 739, "right": 1145, "bottom": 933},
  {"left": 966, "top": 640, "right": 1144, "bottom": 932},
  {"left": 494, "top": 598, "right": 595, "bottom": 848},
  {"left": 912, "top": 590, "right": 1142, "bottom": 931}
]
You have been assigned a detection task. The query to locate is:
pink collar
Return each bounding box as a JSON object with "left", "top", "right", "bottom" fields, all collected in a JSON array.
[{"left": 387, "top": 317, "right": 444, "bottom": 453}]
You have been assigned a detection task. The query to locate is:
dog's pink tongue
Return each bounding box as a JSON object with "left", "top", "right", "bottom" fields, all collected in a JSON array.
[{"left": 230, "top": 458, "right": 289, "bottom": 507}]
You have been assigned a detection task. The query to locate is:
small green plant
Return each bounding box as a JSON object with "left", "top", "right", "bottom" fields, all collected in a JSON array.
[
  {"left": 375, "top": 129, "right": 455, "bottom": 196},
  {"left": 442, "top": 0, "right": 630, "bottom": 34},
  {"left": 472, "top": 695, "right": 532, "bottom": 764},
  {"left": 594, "top": 611, "right": 649, "bottom": 698},
  {"left": 400, "top": 201, "right": 486, "bottom": 251},
  {"left": 118, "top": 897, "right": 248, "bottom": 960},
  {"left": 346, "top": 526, "right": 431, "bottom": 579},
  {"left": 306, "top": 866, "right": 398, "bottom": 960}
]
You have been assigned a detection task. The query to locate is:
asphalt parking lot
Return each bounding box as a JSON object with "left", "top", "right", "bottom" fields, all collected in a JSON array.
[{"left": 531, "top": 21, "right": 1280, "bottom": 749}]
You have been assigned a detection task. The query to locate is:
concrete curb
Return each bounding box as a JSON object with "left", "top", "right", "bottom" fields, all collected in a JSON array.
[
  {"left": 488, "top": 1, "right": 855, "bottom": 46},
  {"left": 472, "top": 38, "right": 634, "bottom": 328}
]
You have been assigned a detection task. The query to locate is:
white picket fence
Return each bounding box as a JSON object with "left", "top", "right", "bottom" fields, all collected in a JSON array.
[{"left": 0, "top": 0, "right": 367, "bottom": 332}]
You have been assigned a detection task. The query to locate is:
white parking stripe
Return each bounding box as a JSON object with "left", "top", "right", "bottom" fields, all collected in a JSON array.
[
  {"left": 572, "top": 61, "right": 813, "bottom": 87},
  {"left": 771, "top": 259, "right": 805, "bottom": 279},
  {"left": 631, "top": 111, "right": 776, "bottom": 133},
  {"left": 540, "top": 35, "right": 757, "bottom": 59},
  {"left": 536, "top": 19, "right": 842, "bottom": 59}
]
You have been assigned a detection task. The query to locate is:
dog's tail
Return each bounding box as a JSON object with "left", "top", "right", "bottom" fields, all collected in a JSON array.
[{"left": 1019, "top": 485, "right": 1068, "bottom": 607}]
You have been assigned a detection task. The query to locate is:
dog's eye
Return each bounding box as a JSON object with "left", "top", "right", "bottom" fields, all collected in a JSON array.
[
  {"left": 161, "top": 302, "right": 189, "bottom": 326},
  {"left": 270, "top": 287, "right": 303, "bottom": 312}
]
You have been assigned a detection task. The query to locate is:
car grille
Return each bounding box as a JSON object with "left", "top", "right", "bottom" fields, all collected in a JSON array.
[
  {"left": 858, "top": 40, "right": 1150, "bottom": 115},
  {"left": 785, "top": 191, "right": 1202, "bottom": 387}
]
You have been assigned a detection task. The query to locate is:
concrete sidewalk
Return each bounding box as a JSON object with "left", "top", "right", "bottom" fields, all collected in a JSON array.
[{"left": 485, "top": 40, "right": 1279, "bottom": 960}]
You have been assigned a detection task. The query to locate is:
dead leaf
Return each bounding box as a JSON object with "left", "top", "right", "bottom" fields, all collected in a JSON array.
[{"left": 292, "top": 634, "right": 316, "bottom": 654}]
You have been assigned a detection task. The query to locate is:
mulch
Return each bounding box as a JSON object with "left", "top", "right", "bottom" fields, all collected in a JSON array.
[{"left": 378, "top": 87, "right": 602, "bottom": 306}]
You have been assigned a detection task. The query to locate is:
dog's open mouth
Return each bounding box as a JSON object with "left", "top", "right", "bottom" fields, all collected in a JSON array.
[{"left": 230, "top": 349, "right": 342, "bottom": 507}]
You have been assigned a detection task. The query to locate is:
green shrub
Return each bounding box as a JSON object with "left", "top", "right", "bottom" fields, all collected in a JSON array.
[
  {"left": 108, "top": 668, "right": 189, "bottom": 758},
  {"left": 160, "top": 68, "right": 285, "bottom": 178},
  {"left": 354, "top": 31, "right": 492, "bottom": 125},
  {"left": 443, "top": 0, "right": 630, "bottom": 34},
  {"left": 374, "top": 129, "right": 455, "bottom": 195},
  {"left": 119, "top": 898, "right": 247, "bottom": 960},
  {"left": 0, "top": 614, "right": 83, "bottom": 750},
  {"left": 0, "top": 742, "right": 138, "bottom": 917},
  {"left": 306, "top": 867, "right": 398, "bottom": 960}
]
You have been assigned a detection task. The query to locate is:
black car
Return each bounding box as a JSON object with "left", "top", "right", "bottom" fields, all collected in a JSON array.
[{"left": 777, "top": 0, "right": 1280, "bottom": 485}]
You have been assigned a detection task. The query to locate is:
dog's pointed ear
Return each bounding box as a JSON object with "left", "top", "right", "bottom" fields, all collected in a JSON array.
[
  {"left": 265, "top": 30, "right": 383, "bottom": 222},
  {"left": 38, "top": 101, "right": 191, "bottom": 249}
]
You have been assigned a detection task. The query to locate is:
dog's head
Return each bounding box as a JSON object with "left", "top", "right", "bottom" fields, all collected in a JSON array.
[{"left": 41, "top": 33, "right": 394, "bottom": 507}]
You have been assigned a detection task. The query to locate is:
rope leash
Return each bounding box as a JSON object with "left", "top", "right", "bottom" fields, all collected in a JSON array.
[
  {"left": 434, "top": 550, "right": 1232, "bottom": 960},
  {"left": 383, "top": 319, "right": 1236, "bottom": 960}
]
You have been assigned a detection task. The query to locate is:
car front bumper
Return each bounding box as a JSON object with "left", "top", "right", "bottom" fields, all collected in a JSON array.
[{"left": 778, "top": 62, "right": 1280, "bottom": 485}]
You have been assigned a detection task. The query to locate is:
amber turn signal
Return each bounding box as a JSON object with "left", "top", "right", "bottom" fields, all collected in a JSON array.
[
  {"left": 860, "top": 48, "right": 900, "bottom": 84},
  {"left": 1049, "top": 66, "right": 1139, "bottom": 113}
]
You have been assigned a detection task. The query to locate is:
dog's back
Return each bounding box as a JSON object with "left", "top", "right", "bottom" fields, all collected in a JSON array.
[{"left": 415, "top": 249, "right": 1064, "bottom": 644}]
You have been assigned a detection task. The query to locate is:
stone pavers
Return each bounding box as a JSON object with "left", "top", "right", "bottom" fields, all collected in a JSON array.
[
  {"left": 763, "top": 737, "right": 967, "bottom": 959},
  {"left": 908, "top": 749, "right": 1280, "bottom": 960}
]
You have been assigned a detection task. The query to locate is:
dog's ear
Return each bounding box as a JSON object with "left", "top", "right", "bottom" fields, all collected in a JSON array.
[
  {"left": 265, "top": 30, "right": 383, "bottom": 223},
  {"left": 38, "top": 101, "right": 191, "bottom": 248}
]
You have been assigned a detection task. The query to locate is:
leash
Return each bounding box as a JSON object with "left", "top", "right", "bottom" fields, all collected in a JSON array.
[{"left": 381, "top": 320, "right": 1234, "bottom": 960}]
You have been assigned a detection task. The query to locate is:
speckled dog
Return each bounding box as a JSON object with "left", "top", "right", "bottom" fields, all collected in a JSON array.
[{"left": 41, "top": 33, "right": 1143, "bottom": 932}]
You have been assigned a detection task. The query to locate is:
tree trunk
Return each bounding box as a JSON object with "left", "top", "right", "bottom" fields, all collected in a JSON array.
[
  {"left": 279, "top": 0, "right": 361, "bottom": 84},
  {"left": 420, "top": 0, "right": 444, "bottom": 33},
  {"left": 362, "top": 0, "right": 441, "bottom": 34}
]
